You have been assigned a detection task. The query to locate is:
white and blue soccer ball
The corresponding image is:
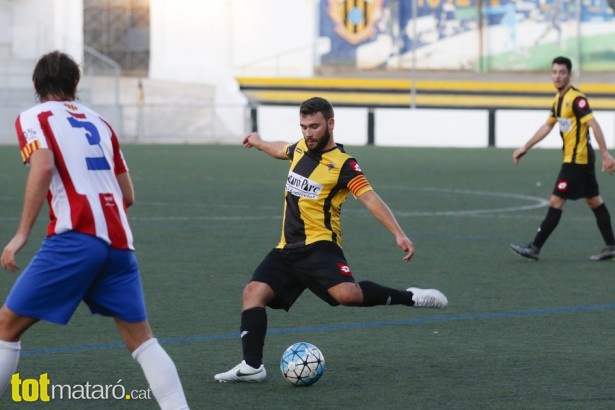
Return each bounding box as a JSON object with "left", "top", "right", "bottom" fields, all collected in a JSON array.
[{"left": 280, "top": 342, "right": 325, "bottom": 386}]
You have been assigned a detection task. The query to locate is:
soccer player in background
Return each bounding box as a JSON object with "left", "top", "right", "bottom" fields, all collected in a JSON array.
[
  {"left": 0, "top": 51, "right": 189, "bottom": 409},
  {"left": 214, "top": 96, "right": 448, "bottom": 383},
  {"left": 510, "top": 56, "right": 615, "bottom": 261}
]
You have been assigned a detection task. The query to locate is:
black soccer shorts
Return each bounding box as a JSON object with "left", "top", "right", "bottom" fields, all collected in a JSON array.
[
  {"left": 250, "top": 241, "right": 356, "bottom": 311},
  {"left": 552, "top": 162, "right": 599, "bottom": 200}
]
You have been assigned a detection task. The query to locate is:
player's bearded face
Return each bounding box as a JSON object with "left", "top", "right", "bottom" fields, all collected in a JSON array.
[
  {"left": 301, "top": 113, "right": 332, "bottom": 153},
  {"left": 306, "top": 127, "right": 331, "bottom": 153}
]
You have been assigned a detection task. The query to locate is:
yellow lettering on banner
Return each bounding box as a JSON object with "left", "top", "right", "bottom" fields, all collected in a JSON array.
[
  {"left": 39, "top": 373, "right": 51, "bottom": 402},
  {"left": 10, "top": 373, "right": 51, "bottom": 403},
  {"left": 10, "top": 373, "right": 22, "bottom": 402},
  {"left": 9, "top": 372, "right": 150, "bottom": 403},
  {"left": 22, "top": 379, "right": 38, "bottom": 402}
]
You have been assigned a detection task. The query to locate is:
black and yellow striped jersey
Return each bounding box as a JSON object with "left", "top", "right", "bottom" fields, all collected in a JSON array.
[
  {"left": 548, "top": 86, "right": 595, "bottom": 164},
  {"left": 276, "top": 139, "right": 373, "bottom": 249}
]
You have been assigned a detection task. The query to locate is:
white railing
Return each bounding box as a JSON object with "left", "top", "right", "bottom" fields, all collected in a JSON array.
[{"left": 83, "top": 45, "right": 121, "bottom": 105}]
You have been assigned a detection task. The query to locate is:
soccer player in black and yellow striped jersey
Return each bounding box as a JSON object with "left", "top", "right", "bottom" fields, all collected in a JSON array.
[
  {"left": 214, "top": 97, "right": 448, "bottom": 383},
  {"left": 510, "top": 56, "right": 615, "bottom": 261}
]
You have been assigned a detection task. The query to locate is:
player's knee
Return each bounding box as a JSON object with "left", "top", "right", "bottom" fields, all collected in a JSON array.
[
  {"left": 586, "top": 196, "right": 603, "bottom": 208},
  {"left": 0, "top": 305, "right": 36, "bottom": 342},
  {"left": 242, "top": 281, "right": 273, "bottom": 308},
  {"left": 243, "top": 281, "right": 265, "bottom": 297},
  {"left": 329, "top": 284, "right": 362, "bottom": 306}
]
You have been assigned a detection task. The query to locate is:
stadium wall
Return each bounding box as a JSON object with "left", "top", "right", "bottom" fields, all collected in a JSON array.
[
  {"left": 256, "top": 106, "right": 615, "bottom": 149},
  {"left": 2, "top": 1, "right": 614, "bottom": 148},
  {"left": 147, "top": 0, "right": 319, "bottom": 137},
  {"left": 3, "top": 0, "right": 82, "bottom": 60}
]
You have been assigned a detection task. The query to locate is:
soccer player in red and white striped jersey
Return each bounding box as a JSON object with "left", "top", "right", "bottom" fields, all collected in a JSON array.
[{"left": 0, "top": 51, "right": 189, "bottom": 409}]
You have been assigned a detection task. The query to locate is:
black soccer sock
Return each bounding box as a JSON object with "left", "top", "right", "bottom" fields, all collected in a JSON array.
[
  {"left": 592, "top": 203, "right": 615, "bottom": 246},
  {"left": 240, "top": 307, "right": 267, "bottom": 368},
  {"left": 358, "top": 281, "right": 413, "bottom": 307},
  {"left": 532, "top": 207, "right": 563, "bottom": 249}
]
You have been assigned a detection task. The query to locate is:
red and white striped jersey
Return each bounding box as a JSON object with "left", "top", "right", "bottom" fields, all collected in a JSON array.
[{"left": 15, "top": 100, "right": 134, "bottom": 250}]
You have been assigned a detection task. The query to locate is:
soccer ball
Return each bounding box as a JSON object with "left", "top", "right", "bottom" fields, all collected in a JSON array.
[{"left": 280, "top": 342, "right": 325, "bottom": 386}]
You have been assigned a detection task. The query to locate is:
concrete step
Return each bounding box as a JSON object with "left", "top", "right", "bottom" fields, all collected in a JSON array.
[
  {"left": 0, "top": 54, "right": 37, "bottom": 91},
  {"left": 0, "top": 75, "right": 234, "bottom": 144},
  {"left": 0, "top": 44, "right": 10, "bottom": 58},
  {"left": 0, "top": 56, "right": 36, "bottom": 74}
]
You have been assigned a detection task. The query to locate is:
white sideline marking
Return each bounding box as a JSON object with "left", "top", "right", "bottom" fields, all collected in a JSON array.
[{"left": 0, "top": 188, "right": 550, "bottom": 221}]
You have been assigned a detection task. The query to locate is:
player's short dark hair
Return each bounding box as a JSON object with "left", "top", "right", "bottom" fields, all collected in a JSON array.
[
  {"left": 32, "top": 51, "right": 80, "bottom": 101},
  {"left": 300, "top": 97, "right": 334, "bottom": 121},
  {"left": 552, "top": 56, "right": 572, "bottom": 72}
]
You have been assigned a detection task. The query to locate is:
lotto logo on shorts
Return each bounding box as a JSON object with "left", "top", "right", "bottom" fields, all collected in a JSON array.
[
  {"left": 337, "top": 262, "right": 352, "bottom": 276},
  {"left": 557, "top": 180, "right": 568, "bottom": 191}
]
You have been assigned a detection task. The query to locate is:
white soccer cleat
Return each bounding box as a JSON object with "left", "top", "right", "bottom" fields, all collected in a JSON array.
[
  {"left": 214, "top": 360, "right": 267, "bottom": 383},
  {"left": 407, "top": 287, "right": 448, "bottom": 309},
  {"left": 589, "top": 245, "right": 615, "bottom": 261}
]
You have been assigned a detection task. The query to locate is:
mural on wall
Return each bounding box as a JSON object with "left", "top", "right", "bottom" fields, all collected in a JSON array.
[
  {"left": 328, "top": 0, "right": 386, "bottom": 44},
  {"left": 319, "top": 0, "right": 615, "bottom": 71}
]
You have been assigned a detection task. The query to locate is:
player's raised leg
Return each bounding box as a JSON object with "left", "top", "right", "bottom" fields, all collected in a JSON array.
[{"left": 331, "top": 281, "right": 447, "bottom": 309}]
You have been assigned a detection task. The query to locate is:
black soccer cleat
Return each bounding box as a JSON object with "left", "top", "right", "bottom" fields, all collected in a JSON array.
[{"left": 510, "top": 243, "right": 540, "bottom": 261}]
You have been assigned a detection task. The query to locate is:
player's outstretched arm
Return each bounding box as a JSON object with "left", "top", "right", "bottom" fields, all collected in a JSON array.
[
  {"left": 358, "top": 191, "right": 414, "bottom": 262},
  {"left": 1, "top": 149, "right": 54, "bottom": 272},
  {"left": 513, "top": 121, "right": 554, "bottom": 164},
  {"left": 243, "top": 132, "right": 288, "bottom": 159}
]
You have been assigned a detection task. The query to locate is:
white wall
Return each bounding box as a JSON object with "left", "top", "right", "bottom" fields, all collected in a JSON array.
[
  {"left": 255, "top": 105, "right": 615, "bottom": 149},
  {"left": 257, "top": 106, "right": 368, "bottom": 145},
  {"left": 227, "top": 0, "right": 318, "bottom": 77},
  {"left": 149, "top": 0, "right": 318, "bottom": 81},
  {"left": 496, "top": 110, "right": 615, "bottom": 149},
  {"left": 375, "top": 108, "right": 489, "bottom": 147},
  {"left": 149, "top": 0, "right": 317, "bottom": 136},
  {"left": 7, "top": 0, "right": 82, "bottom": 60},
  {"left": 496, "top": 110, "right": 556, "bottom": 148},
  {"left": 3, "top": 1, "right": 613, "bottom": 149},
  {"left": 0, "top": 1, "right": 11, "bottom": 45}
]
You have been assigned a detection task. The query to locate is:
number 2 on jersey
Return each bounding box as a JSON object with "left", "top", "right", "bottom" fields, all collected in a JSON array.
[{"left": 67, "top": 116, "right": 111, "bottom": 170}]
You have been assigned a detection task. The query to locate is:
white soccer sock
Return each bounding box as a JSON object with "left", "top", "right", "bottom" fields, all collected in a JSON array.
[
  {"left": 132, "top": 338, "right": 189, "bottom": 410},
  {"left": 0, "top": 340, "right": 21, "bottom": 397}
]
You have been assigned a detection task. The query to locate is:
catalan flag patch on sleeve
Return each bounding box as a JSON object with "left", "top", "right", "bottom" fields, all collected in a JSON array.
[
  {"left": 20, "top": 140, "right": 41, "bottom": 163},
  {"left": 348, "top": 174, "right": 372, "bottom": 197}
]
